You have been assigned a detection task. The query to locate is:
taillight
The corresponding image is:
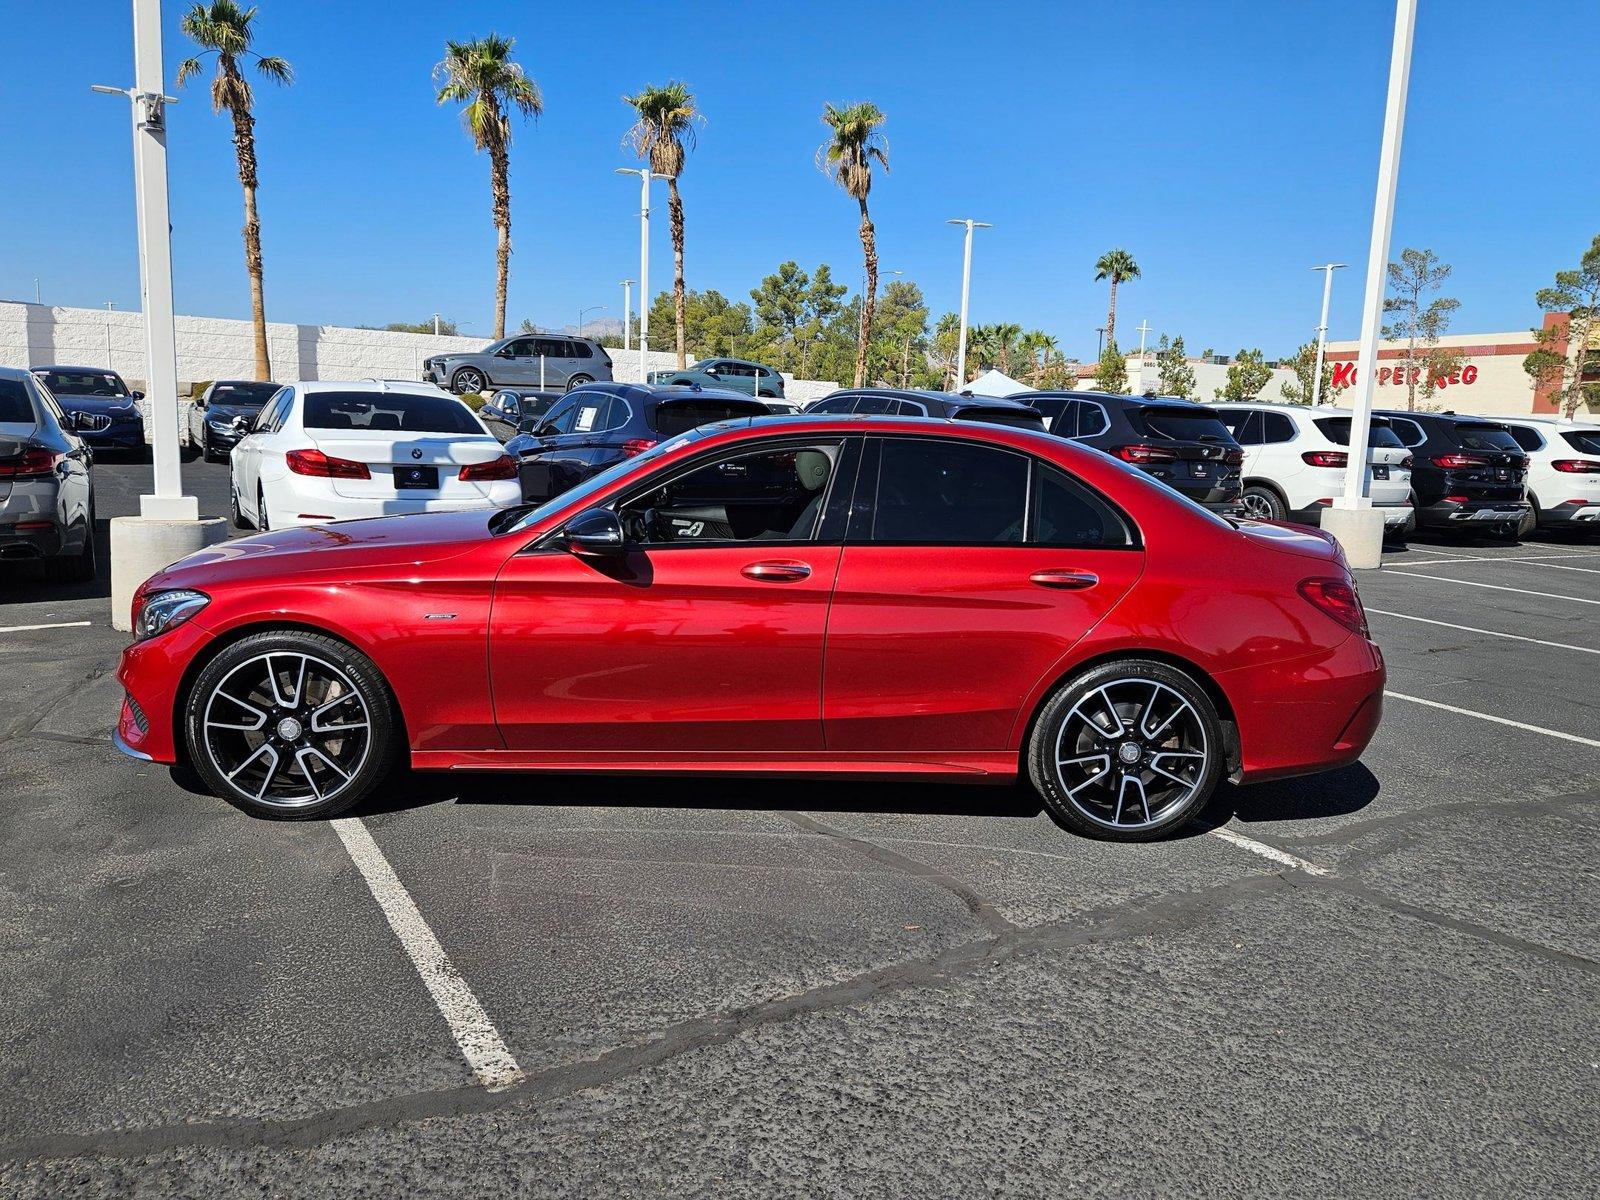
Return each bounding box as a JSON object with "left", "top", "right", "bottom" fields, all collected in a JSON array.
[
  {"left": 1552, "top": 459, "right": 1600, "bottom": 474},
  {"left": 1301, "top": 451, "right": 1349, "bottom": 468},
  {"left": 0, "top": 446, "right": 63, "bottom": 479},
  {"left": 1298, "top": 577, "right": 1369, "bottom": 638},
  {"left": 459, "top": 454, "right": 519, "bottom": 482},
  {"left": 1113, "top": 443, "right": 1178, "bottom": 465},
  {"left": 1431, "top": 453, "right": 1488, "bottom": 469},
  {"left": 621, "top": 438, "right": 658, "bottom": 457},
  {"left": 1222, "top": 448, "right": 1244, "bottom": 465},
  {"left": 286, "top": 448, "right": 371, "bottom": 479},
  {"left": 1400, "top": 455, "right": 1413, "bottom": 470}
]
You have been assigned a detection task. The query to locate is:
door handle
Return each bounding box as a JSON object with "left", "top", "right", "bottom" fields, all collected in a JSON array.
[
  {"left": 1030, "top": 569, "right": 1098, "bottom": 590},
  {"left": 742, "top": 560, "right": 812, "bottom": 583}
]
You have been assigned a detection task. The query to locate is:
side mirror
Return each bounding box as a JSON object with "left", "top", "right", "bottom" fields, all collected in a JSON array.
[
  {"left": 494, "top": 347, "right": 514, "bottom": 358},
  {"left": 130, "top": 390, "right": 145, "bottom": 401},
  {"left": 194, "top": 396, "right": 206, "bottom": 410},
  {"left": 516, "top": 417, "right": 541, "bottom": 434},
  {"left": 564, "top": 507, "right": 625, "bottom": 557}
]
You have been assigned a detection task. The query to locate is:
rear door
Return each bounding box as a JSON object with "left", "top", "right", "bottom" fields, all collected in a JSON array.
[{"left": 822, "top": 436, "right": 1145, "bottom": 752}]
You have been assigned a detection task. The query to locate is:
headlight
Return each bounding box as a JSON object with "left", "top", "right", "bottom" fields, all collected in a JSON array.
[{"left": 134, "top": 589, "right": 209, "bottom": 641}]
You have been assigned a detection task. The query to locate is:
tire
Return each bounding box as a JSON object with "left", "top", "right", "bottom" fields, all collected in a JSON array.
[
  {"left": 565, "top": 374, "right": 593, "bottom": 391},
  {"left": 42, "top": 499, "right": 97, "bottom": 584},
  {"left": 184, "top": 630, "right": 399, "bottom": 820},
  {"left": 1518, "top": 498, "right": 1540, "bottom": 539},
  {"left": 451, "top": 367, "right": 487, "bottom": 395},
  {"left": 1027, "top": 659, "right": 1225, "bottom": 842},
  {"left": 257, "top": 485, "right": 270, "bottom": 532},
  {"left": 202, "top": 430, "right": 221, "bottom": 463},
  {"left": 1239, "top": 484, "right": 1286, "bottom": 522},
  {"left": 229, "top": 477, "right": 249, "bottom": 530}
]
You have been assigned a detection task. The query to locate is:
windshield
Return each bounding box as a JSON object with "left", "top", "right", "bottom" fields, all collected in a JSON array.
[
  {"left": 208, "top": 381, "right": 278, "bottom": 408},
  {"left": 1453, "top": 423, "right": 1523, "bottom": 453},
  {"left": 303, "top": 390, "right": 481, "bottom": 434},
  {"left": 1312, "top": 417, "right": 1405, "bottom": 448},
  {"left": 493, "top": 435, "right": 685, "bottom": 535},
  {"left": 1137, "top": 407, "right": 1234, "bottom": 443},
  {"left": 1560, "top": 429, "right": 1600, "bottom": 455},
  {"left": 37, "top": 369, "right": 127, "bottom": 398}
]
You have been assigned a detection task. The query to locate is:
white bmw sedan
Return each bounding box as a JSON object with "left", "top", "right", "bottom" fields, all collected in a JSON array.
[{"left": 228, "top": 381, "right": 521, "bottom": 530}]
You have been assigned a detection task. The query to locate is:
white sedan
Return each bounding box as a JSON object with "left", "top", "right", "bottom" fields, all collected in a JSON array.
[{"left": 228, "top": 381, "right": 521, "bottom": 530}]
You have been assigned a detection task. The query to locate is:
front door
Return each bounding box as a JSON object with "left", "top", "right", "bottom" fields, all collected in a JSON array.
[
  {"left": 490, "top": 438, "right": 851, "bottom": 752},
  {"left": 823, "top": 436, "right": 1146, "bottom": 751}
]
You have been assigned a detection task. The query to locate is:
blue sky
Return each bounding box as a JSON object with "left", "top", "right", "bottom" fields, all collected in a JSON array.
[{"left": 2, "top": 0, "right": 1593, "bottom": 362}]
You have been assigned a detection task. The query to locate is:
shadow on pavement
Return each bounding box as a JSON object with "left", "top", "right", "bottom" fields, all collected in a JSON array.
[{"left": 1195, "top": 762, "right": 1380, "bottom": 830}]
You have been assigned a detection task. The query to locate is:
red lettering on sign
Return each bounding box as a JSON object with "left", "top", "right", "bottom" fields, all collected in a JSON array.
[
  {"left": 1462, "top": 364, "right": 1478, "bottom": 384},
  {"left": 1332, "top": 362, "right": 1357, "bottom": 388}
]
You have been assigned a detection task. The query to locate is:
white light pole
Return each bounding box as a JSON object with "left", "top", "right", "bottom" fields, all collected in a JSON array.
[
  {"left": 1326, "top": 0, "right": 1416, "bottom": 571},
  {"left": 1308, "top": 263, "right": 1346, "bottom": 408},
  {"left": 96, "top": 0, "right": 224, "bottom": 631},
  {"left": 619, "top": 279, "right": 634, "bottom": 351},
  {"left": 577, "top": 305, "right": 606, "bottom": 339},
  {"left": 946, "top": 219, "right": 990, "bottom": 389},
  {"left": 616, "top": 168, "right": 664, "bottom": 384}
]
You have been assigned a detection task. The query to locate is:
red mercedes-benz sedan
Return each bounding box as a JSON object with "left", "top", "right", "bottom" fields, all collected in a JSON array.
[{"left": 115, "top": 416, "right": 1384, "bottom": 840}]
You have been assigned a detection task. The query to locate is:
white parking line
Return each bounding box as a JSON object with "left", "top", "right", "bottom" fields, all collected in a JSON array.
[
  {"left": 1384, "top": 691, "right": 1600, "bottom": 750},
  {"left": 0, "top": 620, "right": 93, "bottom": 634},
  {"left": 1392, "top": 555, "right": 1600, "bottom": 575},
  {"left": 331, "top": 818, "right": 523, "bottom": 1091},
  {"left": 1206, "top": 827, "right": 1330, "bottom": 875},
  {"left": 1383, "top": 571, "right": 1600, "bottom": 606},
  {"left": 1366, "top": 608, "right": 1600, "bottom": 656}
]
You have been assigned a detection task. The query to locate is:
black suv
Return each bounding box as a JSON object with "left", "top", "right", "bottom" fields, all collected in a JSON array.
[
  {"left": 1376, "top": 410, "right": 1530, "bottom": 537},
  {"left": 804, "top": 388, "right": 1047, "bottom": 430},
  {"left": 504, "top": 382, "right": 769, "bottom": 502},
  {"left": 480, "top": 388, "right": 563, "bottom": 442},
  {"left": 1018, "top": 391, "right": 1244, "bottom": 515}
]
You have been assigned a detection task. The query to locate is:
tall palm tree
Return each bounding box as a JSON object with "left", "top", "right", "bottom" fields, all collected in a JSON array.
[
  {"left": 176, "top": 1, "right": 291, "bottom": 381},
  {"left": 1017, "top": 329, "right": 1058, "bottom": 385},
  {"left": 1093, "top": 248, "right": 1140, "bottom": 350},
  {"left": 434, "top": 35, "right": 542, "bottom": 340},
  {"left": 817, "top": 102, "right": 889, "bottom": 388},
  {"left": 623, "top": 82, "right": 701, "bottom": 369}
]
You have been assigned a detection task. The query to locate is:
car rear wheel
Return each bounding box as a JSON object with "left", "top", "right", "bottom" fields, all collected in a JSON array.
[
  {"left": 184, "top": 631, "right": 399, "bottom": 820},
  {"left": 566, "top": 374, "right": 593, "bottom": 390},
  {"left": 257, "top": 485, "right": 270, "bottom": 532},
  {"left": 1240, "top": 485, "right": 1285, "bottom": 522},
  {"left": 451, "top": 367, "right": 487, "bottom": 395},
  {"left": 1027, "top": 660, "right": 1224, "bottom": 841},
  {"left": 229, "top": 478, "right": 249, "bottom": 530},
  {"left": 42, "top": 500, "right": 97, "bottom": 584}
]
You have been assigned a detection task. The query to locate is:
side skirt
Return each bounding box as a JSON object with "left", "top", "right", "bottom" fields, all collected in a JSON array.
[{"left": 409, "top": 749, "right": 1019, "bottom": 783}]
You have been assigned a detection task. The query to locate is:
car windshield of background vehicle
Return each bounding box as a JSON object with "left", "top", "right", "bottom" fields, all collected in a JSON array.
[
  {"left": 1453, "top": 424, "right": 1524, "bottom": 452},
  {"left": 1312, "top": 417, "right": 1406, "bottom": 448},
  {"left": 1138, "top": 407, "right": 1233, "bottom": 443},
  {"left": 1560, "top": 430, "right": 1600, "bottom": 455},
  {"left": 303, "top": 391, "right": 481, "bottom": 434},
  {"left": 209, "top": 382, "right": 279, "bottom": 408},
  {"left": 36, "top": 370, "right": 127, "bottom": 398},
  {"left": 494, "top": 436, "right": 685, "bottom": 536},
  {"left": 0, "top": 380, "right": 35, "bottom": 423},
  {"left": 651, "top": 401, "right": 759, "bottom": 438}
]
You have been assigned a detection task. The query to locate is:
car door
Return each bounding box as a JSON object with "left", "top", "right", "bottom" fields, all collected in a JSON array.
[
  {"left": 534, "top": 337, "right": 574, "bottom": 388},
  {"left": 232, "top": 388, "right": 286, "bottom": 513},
  {"left": 489, "top": 436, "right": 855, "bottom": 752},
  {"left": 822, "top": 435, "right": 1145, "bottom": 752}
]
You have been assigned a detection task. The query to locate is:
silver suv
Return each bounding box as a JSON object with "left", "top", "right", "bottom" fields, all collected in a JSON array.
[{"left": 423, "top": 335, "right": 614, "bottom": 395}]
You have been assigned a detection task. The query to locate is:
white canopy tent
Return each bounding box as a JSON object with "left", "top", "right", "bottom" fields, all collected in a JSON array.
[{"left": 956, "top": 368, "right": 1029, "bottom": 398}]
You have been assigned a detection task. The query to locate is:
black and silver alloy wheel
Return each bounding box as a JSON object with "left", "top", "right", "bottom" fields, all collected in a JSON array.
[
  {"left": 1029, "top": 660, "right": 1224, "bottom": 841},
  {"left": 1240, "top": 485, "right": 1284, "bottom": 522},
  {"left": 451, "top": 367, "right": 487, "bottom": 395},
  {"left": 185, "top": 632, "right": 397, "bottom": 819}
]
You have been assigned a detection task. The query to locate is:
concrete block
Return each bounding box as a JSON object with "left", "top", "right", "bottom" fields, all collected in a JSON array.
[{"left": 109, "top": 516, "right": 229, "bottom": 631}]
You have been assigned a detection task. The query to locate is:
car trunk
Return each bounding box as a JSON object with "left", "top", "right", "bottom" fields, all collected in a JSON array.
[
  {"left": 1131, "top": 407, "right": 1242, "bottom": 495},
  {"left": 1440, "top": 424, "right": 1528, "bottom": 501},
  {"left": 306, "top": 430, "right": 507, "bottom": 501},
  {"left": 1311, "top": 417, "right": 1412, "bottom": 505}
]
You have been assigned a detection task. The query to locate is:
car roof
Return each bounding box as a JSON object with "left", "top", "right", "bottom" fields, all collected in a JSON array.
[
  {"left": 0, "top": 366, "right": 35, "bottom": 383},
  {"left": 289, "top": 379, "right": 456, "bottom": 397},
  {"left": 701, "top": 356, "right": 771, "bottom": 368},
  {"left": 557, "top": 380, "right": 767, "bottom": 404},
  {"left": 32, "top": 364, "right": 124, "bottom": 375},
  {"left": 1497, "top": 414, "right": 1600, "bottom": 430},
  {"left": 833, "top": 387, "right": 1041, "bottom": 411},
  {"left": 1021, "top": 389, "right": 1214, "bottom": 410}
]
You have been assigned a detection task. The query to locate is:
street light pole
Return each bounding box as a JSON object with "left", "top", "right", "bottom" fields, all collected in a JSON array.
[
  {"left": 946, "top": 219, "right": 990, "bottom": 389},
  {"left": 619, "top": 279, "right": 634, "bottom": 352},
  {"left": 616, "top": 168, "right": 662, "bottom": 385},
  {"left": 1326, "top": 0, "right": 1416, "bottom": 571},
  {"left": 1096, "top": 327, "right": 1106, "bottom": 358},
  {"left": 1308, "top": 264, "right": 1346, "bottom": 408},
  {"left": 577, "top": 305, "right": 606, "bottom": 339}
]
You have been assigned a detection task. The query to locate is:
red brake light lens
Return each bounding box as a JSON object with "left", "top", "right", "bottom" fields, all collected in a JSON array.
[
  {"left": 1301, "top": 451, "right": 1349, "bottom": 468},
  {"left": 1400, "top": 455, "right": 1413, "bottom": 470},
  {"left": 459, "top": 454, "right": 519, "bottom": 482},
  {"left": 1298, "top": 577, "right": 1370, "bottom": 638},
  {"left": 1113, "top": 443, "right": 1178, "bottom": 465},
  {"left": 1551, "top": 459, "right": 1600, "bottom": 474},
  {"left": 621, "top": 438, "right": 658, "bottom": 458},
  {"left": 286, "top": 448, "right": 371, "bottom": 479},
  {"left": 0, "top": 446, "right": 63, "bottom": 479},
  {"left": 1431, "top": 453, "right": 1488, "bottom": 469},
  {"left": 1222, "top": 447, "right": 1244, "bottom": 465}
]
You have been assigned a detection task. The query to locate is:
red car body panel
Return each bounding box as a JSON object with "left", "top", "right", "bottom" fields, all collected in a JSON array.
[{"left": 116, "top": 416, "right": 1385, "bottom": 788}]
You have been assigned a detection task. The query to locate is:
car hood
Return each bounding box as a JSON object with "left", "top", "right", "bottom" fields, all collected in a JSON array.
[
  {"left": 145, "top": 511, "right": 495, "bottom": 592},
  {"left": 56, "top": 395, "right": 138, "bottom": 414},
  {"left": 1235, "top": 518, "right": 1347, "bottom": 565},
  {"left": 204, "top": 403, "right": 263, "bottom": 422}
]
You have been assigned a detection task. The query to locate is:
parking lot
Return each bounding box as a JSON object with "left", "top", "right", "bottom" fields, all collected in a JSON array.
[{"left": 1, "top": 454, "right": 1596, "bottom": 1196}]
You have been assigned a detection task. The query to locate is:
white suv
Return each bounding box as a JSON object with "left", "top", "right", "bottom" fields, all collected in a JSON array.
[
  {"left": 1496, "top": 415, "right": 1600, "bottom": 535},
  {"left": 1212, "top": 403, "right": 1414, "bottom": 536}
]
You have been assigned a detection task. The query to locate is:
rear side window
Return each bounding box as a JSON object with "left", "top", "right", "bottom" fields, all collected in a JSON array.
[
  {"left": 303, "top": 391, "right": 479, "bottom": 434},
  {"left": 1137, "top": 407, "right": 1234, "bottom": 443},
  {"left": 1385, "top": 417, "right": 1426, "bottom": 447},
  {"left": 870, "top": 438, "right": 1028, "bottom": 544},
  {"left": 568, "top": 340, "right": 593, "bottom": 359},
  {"left": 651, "top": 400, "right": 759, "bottom": 439},
  {"left": 1561, "top": 429, "right": 1600, "bottom": 455},
  {"left": 1312, "top": 417, "right": 1405, "bottom": 449},
  {"left": 1074, "top": 401, "right": 1109, "bottom": 437},
  {"left": 955, "top": 406, "right": 1047, "bottom": 431},
  {"left": 1502, "top": 424, "right": 1544, "bottom": 452},
  {"left": 1452, "top": 423, "right": 1522, "bottom": 453},
  {"left": 808, "top": 396, "right": 857, "bottom": 415},
  {"left": 0, "top": 380, "right": 36, "bottom": 423},
  {"left": 1032, "top": 466, "right": 1133, "bottom": 548}
]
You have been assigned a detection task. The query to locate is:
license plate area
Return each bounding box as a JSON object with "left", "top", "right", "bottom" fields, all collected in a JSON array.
[
  {"left": 1372, "top": 464, "right": 1390, "bottom": 479},
  {"left": 394, "top": 465, "right": 439, "bottom": 490}
]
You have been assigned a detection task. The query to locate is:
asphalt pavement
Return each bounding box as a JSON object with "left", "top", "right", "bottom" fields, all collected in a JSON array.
[{"left": 0, "top": 454, "right": 1595, "bottom": 1197}]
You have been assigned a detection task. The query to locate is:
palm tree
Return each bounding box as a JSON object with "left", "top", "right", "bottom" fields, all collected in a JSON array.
[
  {"left": 434, "top": 35, "right": 542, "bottom": 340},
  {"left": 1093, "top": 248, "right": 1140, "bottom": 350},
  {"left": 1017, "top": 329, "right": 1058, "bottom": 385},
  {"left": 817, "top": 102, "right": 889, "bottom": 388},
  {"left": 176, "top": 1, "right": 291, "bottom": 381},
  {"left": 623, "top": 82, "right": 701, "bottom": 369}
]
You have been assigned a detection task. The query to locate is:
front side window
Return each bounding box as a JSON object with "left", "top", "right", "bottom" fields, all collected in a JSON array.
[
  {"left": 619, "top": 443, "right": 841, "bottom": 545},
  {"left": 566, "top": 393, "right": 610, "bottom": 435},
  {"left": 808, "top": 395, "right": 857, "bottom": 415},
  {"left": 538, "top": 398, "right": 580, "bottom": 436},
  {"left": 869, "top": 438, "right": 1028, "bottom": 544},
  {"left": 502, "top": 338, "right": 536, "bottom": 358}
]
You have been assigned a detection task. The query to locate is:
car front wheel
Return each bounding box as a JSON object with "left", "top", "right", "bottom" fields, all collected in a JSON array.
[
  {"left": 185, "top": 631, "right": 399, "bottom": 820},
  {"left": 451, "top": 367, "right": 488, "bottom": 395},
  {"left": 1028, "top": 659, "right": 1224, "bottom": 841}
]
